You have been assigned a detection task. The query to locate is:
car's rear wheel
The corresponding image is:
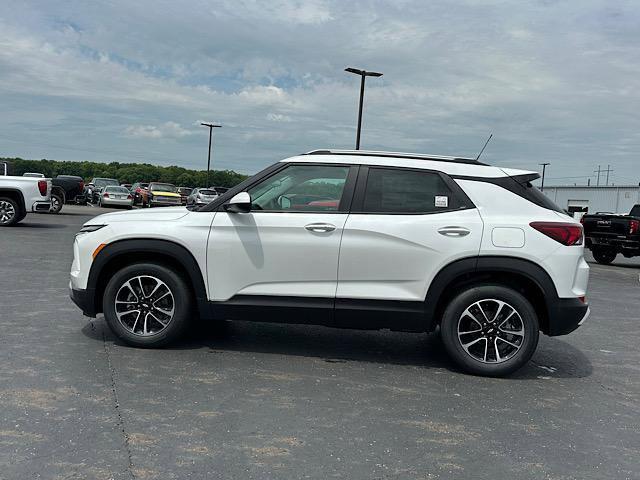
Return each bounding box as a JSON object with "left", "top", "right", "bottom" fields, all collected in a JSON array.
[
  {"left": 102, "top": 263, "right": 192, "bottom": 347},
  {"left": 592, "top": 247, "right": 616, "bottom": 265},
  {"left": 440, "top": 285, "right": 539, "bottom": 377},
  {"left": 0, "top": 197, "right": 20, "bottom": 226},
  {"left": 50, "top": 193, "right": 64, "bottom": 214}
]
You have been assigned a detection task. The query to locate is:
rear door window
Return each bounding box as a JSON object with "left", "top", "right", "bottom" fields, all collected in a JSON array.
[{"left": 361, "top": 167, "right": 465, "bottom": 214}]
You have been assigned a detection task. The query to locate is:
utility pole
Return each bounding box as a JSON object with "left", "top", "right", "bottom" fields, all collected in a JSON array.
[
  {"left": 345, "top": 67, "right": 383, "bottom": 150},
  {"left": 594, "top": 165, "right": 602, "bottom": 186},
  {"left": 604, "top": 164, "right": 613, "bottom": 186},
  {"left": 201, "top": 122, "right": 222, "bottom": 187},
  {"left": 539, "top": 163, "right": 550, "bottom": 191}
]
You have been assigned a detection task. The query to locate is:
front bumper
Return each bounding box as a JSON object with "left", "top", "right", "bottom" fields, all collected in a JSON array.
[
  {"left": 32, "top": 201, "right": 51, "bottom": 212},
  {"left": 150, "top": 199, "right": 182, "bottom": 207},
  {"left": 69, "top": 284, "right": 97, "bottom": 317},
  {"left": 547, "top": 298, "right": 590, "bottom": 336}
]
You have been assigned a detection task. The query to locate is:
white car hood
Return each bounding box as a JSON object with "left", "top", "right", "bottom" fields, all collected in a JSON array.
[{"left": 90, "top": 206, "right": 190, "bottom": 223}]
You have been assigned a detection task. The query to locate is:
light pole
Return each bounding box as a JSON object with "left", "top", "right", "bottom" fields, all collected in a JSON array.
[
  {"left": 345, "top": 67, "right": 383, "bottom": 150},
  {"left": 539, "top": 162, "right": 550, "bottom": 191},
  {"left": 201, "top": 122, "right": 222, "bottom": 187}
]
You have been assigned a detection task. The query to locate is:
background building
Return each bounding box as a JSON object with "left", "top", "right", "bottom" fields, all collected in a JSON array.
[{"left": 543, "top": 185, "right": 640, "bottom": 216}]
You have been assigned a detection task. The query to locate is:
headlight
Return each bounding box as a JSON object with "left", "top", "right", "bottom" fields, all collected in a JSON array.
[{"left": 76, "top": 224, "right": 107, "bottom": 236}]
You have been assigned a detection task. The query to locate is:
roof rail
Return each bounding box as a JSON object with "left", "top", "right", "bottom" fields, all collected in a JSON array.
[{"left": 303, "top": 149, "right": 487, "bottom": 166}]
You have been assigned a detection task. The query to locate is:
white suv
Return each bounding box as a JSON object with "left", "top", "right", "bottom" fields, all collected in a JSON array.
[{"left": 70, "top": 149, "right": 589, "bottom": 376}]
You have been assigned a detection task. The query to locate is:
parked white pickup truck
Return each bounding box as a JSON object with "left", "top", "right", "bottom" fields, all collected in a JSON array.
[{"left": 1, "top": 161, "right": 52, "bottom": 226}]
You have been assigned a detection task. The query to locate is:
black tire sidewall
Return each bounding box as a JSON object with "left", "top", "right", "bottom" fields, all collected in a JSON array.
[
  {"left": 592, "top": 248, "right": 616, "bottom": 265},
  {"left": 102, "top": 263, "right": 192, "bottom": 347},
  {"left": 0, "top": 196, "right": 20, "bottom": 226},
  {"left": 440, "top": 285, "right": 539, "bottom": 377}
]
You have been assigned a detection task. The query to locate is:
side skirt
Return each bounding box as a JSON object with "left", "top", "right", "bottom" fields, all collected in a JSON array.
[{"left": 208, "top": 295, "right": 428, "bottom": 332}]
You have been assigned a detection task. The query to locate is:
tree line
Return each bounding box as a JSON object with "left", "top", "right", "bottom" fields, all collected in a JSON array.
[{"left": 2, "top": 157, "right": 248, "bottom": 188}]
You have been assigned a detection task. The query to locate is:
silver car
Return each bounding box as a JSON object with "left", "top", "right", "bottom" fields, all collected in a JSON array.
[
  {"left": 98, "top": 186, "right": 134, "bottom": 209},
  {"left": 187, "top": 188, "right": 218, "bottom": 206}
]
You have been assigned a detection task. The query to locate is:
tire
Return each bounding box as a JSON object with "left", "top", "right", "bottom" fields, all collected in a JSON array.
[
  {"left": 440, "top": 285, "right": 539, "bottom": 377},
  {"left": 50, "top": 193, "right": 64, "bottom": 214},
  {"left": 592, "top": 248, "right": 616, "bottom": 265},
  {"left": 0, "top": 197, "right": 21, "bottom": 226},
  {"left": 102, "top": 263, "right": 192, "bottom": 347}
]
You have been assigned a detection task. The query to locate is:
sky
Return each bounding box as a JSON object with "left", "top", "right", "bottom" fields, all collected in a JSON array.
[{"left": 0, "top": 0, "right": 638, "bottom": 185}]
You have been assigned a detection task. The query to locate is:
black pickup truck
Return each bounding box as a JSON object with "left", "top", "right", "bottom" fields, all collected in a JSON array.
[
  {"left": 582, "top": 204, "right": 640, "bottom": 264},
  {"left": 50, "top": 175, "right": 86, "bottom": 213}
]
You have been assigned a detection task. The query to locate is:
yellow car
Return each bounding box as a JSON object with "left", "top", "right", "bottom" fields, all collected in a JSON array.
[{"left": 145, "top": 182, "right": 182, "bottom": 207}]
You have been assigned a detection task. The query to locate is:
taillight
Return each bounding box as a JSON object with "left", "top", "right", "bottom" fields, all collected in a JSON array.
[
  {"left": 530, "top": 222, "right": 583, "bottom": 246},
  {"left": 630, "top": 220, "right": 639, "bottom": 235},
  {"left": 127, "top": 194, "right": 132, "bottom": 200},
  {"left": 103, "top": 192, "right": 109, "bottom": 198},
  {"left": 37, "top": 180, "right": 47, "bottom": 196},
  {"left": 79, "top": 181, "right": 84, "bottom": 191}
]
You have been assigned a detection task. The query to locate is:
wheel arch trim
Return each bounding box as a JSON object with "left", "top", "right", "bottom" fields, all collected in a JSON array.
[
  {"left": 0, "top": 188, "right": 26, "bottom": 213},
  {"left": 86, "top": 238, "right": 209, "bottom": 317},
  {"left": 424, "top": 255, "right": 559, "bottom": 331}
]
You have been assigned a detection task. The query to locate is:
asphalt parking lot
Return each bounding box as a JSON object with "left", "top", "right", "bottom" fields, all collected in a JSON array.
[{"left": 1, "top": 205, "right": 639, "bottom": 480}]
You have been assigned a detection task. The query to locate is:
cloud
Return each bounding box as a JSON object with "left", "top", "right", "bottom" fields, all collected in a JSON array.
[
  {"left": 267, "top": 113, "right": 292, "bottom": 122},
  {"left": 124, "top": 122, "right": 194, "bottom": 139}
]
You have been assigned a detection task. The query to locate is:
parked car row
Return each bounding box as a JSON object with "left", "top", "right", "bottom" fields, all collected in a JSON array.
[
  {"left": 12, "top": 168, "right": 233, "bottom": 213},
  {"left": 87, "top": 180, "right": 229, "bottom": 209}
]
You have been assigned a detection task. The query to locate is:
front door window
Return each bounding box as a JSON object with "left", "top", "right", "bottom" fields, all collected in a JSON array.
[{"left": 247, "top": 164, "right": 349, "bottom": 212}]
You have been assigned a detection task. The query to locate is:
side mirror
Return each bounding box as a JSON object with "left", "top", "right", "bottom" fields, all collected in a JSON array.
[
  {"left": 277, "top": 195, "right": 292, "bottom": 209},
  {"left": 224, "top": 192, "right": 251, "bottom": 213}
]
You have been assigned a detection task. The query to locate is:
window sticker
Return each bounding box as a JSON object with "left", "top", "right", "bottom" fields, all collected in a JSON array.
[{"left": 435, "top": 196, "right": 449, "bottom": 208}]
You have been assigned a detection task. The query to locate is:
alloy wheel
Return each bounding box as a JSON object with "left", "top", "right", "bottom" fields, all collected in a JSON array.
[
  {"left": 114, "top": 275, "right": 175, "bottom": 336},
  {"left": 457, "top": 299, "right": 525, "bottom": 363},
  {"left": 50, "top": 195, "right": 61, "bottom": 213},
  {"left": 0, "top": 200, "right": 16, "bottom": 224}
]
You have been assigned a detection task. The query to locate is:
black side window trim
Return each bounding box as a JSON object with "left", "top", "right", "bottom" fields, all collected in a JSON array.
[
  {"left": 207, "top": 162, "right": 359, "bottom": 214},
  {"left": 351, "top": 165, "right": 476, "bottom": 215}
]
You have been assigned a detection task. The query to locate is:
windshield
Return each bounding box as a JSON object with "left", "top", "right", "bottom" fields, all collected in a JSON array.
[
  {"left": 199, "top": 189, "right": 216, "bottom": 195},
  {"left": 105, "top": 186, "right": 130, "bottom": 193},
  {"left": 95, "top": 178, "right": 119, "bottom": 188},
  {"left": 151, "top": 183, "right": 177, "bottom": 193}
]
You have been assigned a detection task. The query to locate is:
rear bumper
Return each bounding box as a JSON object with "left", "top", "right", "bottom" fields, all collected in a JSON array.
[
  {"left": 547, "top": 298, "right": 589, "bottom": 336},
  {"left": 32, "top": 201, "right": 51, "bottom": 212},
  {"left": 102, "top": 199, "right": 132, "bottom": 207},
  {"left": 587, "top": 236, "right": 640, "bottom": 250},
  {"left": 69, "top": 285, "right": 97, "bottom": 317}
]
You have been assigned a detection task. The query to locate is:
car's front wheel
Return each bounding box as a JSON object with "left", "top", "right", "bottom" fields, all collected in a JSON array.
[
  {"left": 102, "top": 263, "right": 192, "bottom": 347},
  {"left": 440, "top": 285, "right": 539, "bottom": 377}
]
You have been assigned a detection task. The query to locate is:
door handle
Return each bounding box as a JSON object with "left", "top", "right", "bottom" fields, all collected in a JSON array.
[
  {"left": 305, "top": 223, "right": 336, "bottom": 233},
  {"left": 438, "top": 226, "right": 471, "bottom": 237}
]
